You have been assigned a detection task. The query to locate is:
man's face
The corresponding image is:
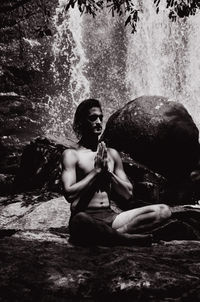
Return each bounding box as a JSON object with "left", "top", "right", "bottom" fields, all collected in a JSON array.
[{"left": 86, "top": 107, "right": 103, "bottom": 136}]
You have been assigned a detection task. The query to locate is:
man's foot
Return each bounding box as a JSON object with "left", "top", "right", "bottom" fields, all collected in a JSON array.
[{"left": 118, "top": 233, "right": 153, "bottom": 247}]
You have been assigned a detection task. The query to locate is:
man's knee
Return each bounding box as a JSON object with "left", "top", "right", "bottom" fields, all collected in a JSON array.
[
  {"left": 69, "top": 212, "right": 94, "bottom": 244},
  {"left": 69, "top": 212, "right": 92, "bottom": 234},
  {"left": 157, "top": 204, "right": 171, "bottom": 221},
  {"left": 73, "top": 212, "right": 91, "bottom": 223},
  {"left": 70, "top": 211, "right": 92, "bottom": 227}
]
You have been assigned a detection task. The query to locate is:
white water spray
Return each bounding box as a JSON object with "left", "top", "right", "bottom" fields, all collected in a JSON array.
[
  {"left": 125, "top": 0, "right": 200, "bottom": 130},
  {"left": 45, "top": 0, "right": 200, "bottom": 136},
  {"left": 45, "top": 1, "right": 90, "bottom": 137}
]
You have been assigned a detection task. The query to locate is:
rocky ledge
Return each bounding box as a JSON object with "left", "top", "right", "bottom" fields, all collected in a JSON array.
[
  {"left": 1, "top": 194, "right": 200, "bottom": 301},
  {"left": 1, "top": 236, "right": 200, "bottom": 302}
]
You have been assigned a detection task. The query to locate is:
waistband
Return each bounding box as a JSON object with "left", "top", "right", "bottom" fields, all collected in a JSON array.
[{"left": 86, "top": 206, "right": 110, "bottom": 210}]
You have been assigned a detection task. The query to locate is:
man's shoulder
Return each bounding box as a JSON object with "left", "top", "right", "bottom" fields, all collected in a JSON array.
[
  {"left": 107, "top": 147, "right": 120, "bottom": 158},
  {"left": 62, "top": 148, "right": 79, "bottom": 163},
  {"left": 107, "top": 147, "right": 123, "bottom": 165}
]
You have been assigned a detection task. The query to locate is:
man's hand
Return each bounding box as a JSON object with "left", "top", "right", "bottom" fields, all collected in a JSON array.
[{"left": 94, "top": 141, "right": 109, "bottom": 173}]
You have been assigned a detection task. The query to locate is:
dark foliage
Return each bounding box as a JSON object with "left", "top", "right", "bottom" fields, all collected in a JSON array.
[{"left": 64, "top": 0, "right": 200, "bottom": 33}]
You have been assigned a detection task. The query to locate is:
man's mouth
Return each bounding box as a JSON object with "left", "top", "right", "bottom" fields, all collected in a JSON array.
[{"left": 94, "top": 126, "right": 102, "bottom": 131}]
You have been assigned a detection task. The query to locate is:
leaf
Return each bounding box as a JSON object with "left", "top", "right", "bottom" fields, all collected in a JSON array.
[
  {"left": 154, "top": 0, "right": 161, "bottom": 6},
  {"left": 65, "top": 0, "right": 76, "bottom": 11},
  {"left": 125, "top": 15, "right": 131, "bottom": 26}
]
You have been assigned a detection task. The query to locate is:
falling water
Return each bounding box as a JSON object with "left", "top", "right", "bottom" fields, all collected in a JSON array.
[
  {"left": 125, "top": 0, "right": 200, "bottom": 130},
  {"left": 45, "top": 0, "right": 90, "bottom": 137},
  {"left": 45, "top": 0, "right": 200, "bottom": 136},
  {"left": 81, "top": 9, "right": 129, "bottom": 121}
]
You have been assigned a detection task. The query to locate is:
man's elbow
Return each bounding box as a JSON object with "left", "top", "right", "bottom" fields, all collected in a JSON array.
[
  {"left": 63, "top": 192, "right": 74, "bottom": 203},
  {"left": 121, "top": 184, "right": 133, "bottom": 200},
  {"left": 63, "top": 187, "right": 76, "bottom": 203},
  {"left": 125, "top": 183, "right": 133, "bottom": 200},
  {"left": 125, "top": 187, "right": 133, "bottom": 200}
]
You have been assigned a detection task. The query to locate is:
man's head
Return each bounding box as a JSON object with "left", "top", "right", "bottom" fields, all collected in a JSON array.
[{"left": 73, "top": 99, "right": 103, "bottom": 139}]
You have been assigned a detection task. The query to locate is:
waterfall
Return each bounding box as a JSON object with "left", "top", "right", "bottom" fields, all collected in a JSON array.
[
  {"left": 126, "top": 0, "right": 200, "bottom": 130},
  {"left": 81, "top": 9, "right": 129, "bottom": 120},
  {"left": 45, "top": 0, "right": 200, "bottom": 136},
  {"left": 45, "top": 0, "right": 90, "bottom": 137}
]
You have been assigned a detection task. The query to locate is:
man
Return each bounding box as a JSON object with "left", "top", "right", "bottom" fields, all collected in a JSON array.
[{"left": 61, "top": 99, "right": 171, "bottom": 246}]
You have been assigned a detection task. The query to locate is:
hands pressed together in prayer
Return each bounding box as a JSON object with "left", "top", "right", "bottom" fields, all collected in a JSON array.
[
  {"left": 94, "top": 141, "right": 109, "bottom": 173},
  {"left": 94, "top": 142, "right": 113, "bottom": 189}
]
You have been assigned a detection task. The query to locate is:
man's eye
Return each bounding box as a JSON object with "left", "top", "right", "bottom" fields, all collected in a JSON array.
[
  {"left": 88, "top": 115, "right": 96, "bottom": 121},
  {"left": 88, "top": 115, "right": 103, "bottom": 122}
]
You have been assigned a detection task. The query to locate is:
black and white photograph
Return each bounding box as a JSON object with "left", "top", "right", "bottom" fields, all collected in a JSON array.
[{"left": 1, "top": 1, "right": 200, "bottom": 301}]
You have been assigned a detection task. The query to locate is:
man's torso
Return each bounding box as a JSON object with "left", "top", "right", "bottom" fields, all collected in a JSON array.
[{"left": 73, "top": 147, "right": 115, "bottom": 209}]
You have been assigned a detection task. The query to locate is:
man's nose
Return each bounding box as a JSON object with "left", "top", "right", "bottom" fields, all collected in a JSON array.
[{"left": 96, "top": 117, "right": 102, "bottom": 123}]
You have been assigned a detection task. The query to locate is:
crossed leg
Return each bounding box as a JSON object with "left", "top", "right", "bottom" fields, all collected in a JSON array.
[
  {"left": 69, "top": 212, "right": 152, "bottom": 246},
  {"left": 112, "top": 204, "right": 171, "bottom": 234}
]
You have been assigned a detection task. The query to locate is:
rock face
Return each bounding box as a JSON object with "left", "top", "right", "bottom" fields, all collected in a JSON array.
[
  {"left": 0, "top": 93, "right": 42, "bottom": 174},
  {"left": 0, "top": 0, "right": 57, "bottom": 98},
  {"left": 103, "top": 96, "right": 200, "bottom": 181},
  {"left": 0, "top": 0, "right": 60, "bottom": 173}
]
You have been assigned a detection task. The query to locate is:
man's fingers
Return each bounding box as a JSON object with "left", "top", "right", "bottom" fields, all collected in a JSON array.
[
  {"left": 98, "top": 142, "right": 104, "bottom": 158},
  {"left": 101, "top": 141, "right": 106, "bottom": 149},
  {"left": 104, "top": 146, "right": 108, "bottom": 158},
  {"left": 96, "top": 142, "right": 109, "bottom": 171},
  {"left": 96, "top": 143, "right": 100, "bottom": 156},
  {"left": 95, "top": 154, "right": 101, "bottom": 163},
  {"left": 97, "top": 142, "right": 101, "bottom": 156}
]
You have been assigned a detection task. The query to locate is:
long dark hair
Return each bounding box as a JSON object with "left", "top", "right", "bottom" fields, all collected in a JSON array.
[{"left": 73, "top": 99, "right": 102, "bottom": 139}]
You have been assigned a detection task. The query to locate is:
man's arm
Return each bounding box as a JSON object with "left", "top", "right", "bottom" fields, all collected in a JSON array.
[
  {"left": 108, "top": 148, "right": 133, "bottom": 200},
  {"left": 61, "top": 149, "right": 101, "bottom": 203}
]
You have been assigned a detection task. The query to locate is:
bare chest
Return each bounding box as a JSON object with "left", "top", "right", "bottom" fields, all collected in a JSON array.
[{"left": 77, "top": 150, "right": 114, "bottom": 177}]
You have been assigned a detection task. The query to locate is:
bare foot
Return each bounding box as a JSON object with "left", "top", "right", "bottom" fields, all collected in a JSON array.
[{"left": 119, "top": 233, "right": 153, "bottom": 247}]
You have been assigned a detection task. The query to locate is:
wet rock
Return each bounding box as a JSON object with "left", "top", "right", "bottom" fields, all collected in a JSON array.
[
  {"left": 0, "top": 0, "right": 59, "bottom": 173},
  {"left": 0, "top": 174, "right": 14, "bottom": 194},
  {"left": 0, "top": 92, "right": 43, "bottom": 174},
  {"left": 103, "top": 96, "right": 199, "bottom": 181},
  {"left": 0, "top": 196, "right": 70, "bottom": 230},
  {"left": 0, "top": 0, "right": 57, "bottom": 97},
  {"left": 0, "top": 135, "right": 24, "bottom": 174},
  {"left": 117, "top": 152, "right": 167, "bottom": 208}
]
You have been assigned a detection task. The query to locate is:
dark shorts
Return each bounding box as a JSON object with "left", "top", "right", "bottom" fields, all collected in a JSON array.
[
  {"left": 84, "top": 207, "right": 118, "bottom": 227},
  {"left": 70, "top": 207, "right": 118, "bottom": 227}
]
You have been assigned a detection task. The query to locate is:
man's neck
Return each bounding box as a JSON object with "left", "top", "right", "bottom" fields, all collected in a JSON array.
[{"left": 79, "top": 136, "right": 99, "bottom": 151}]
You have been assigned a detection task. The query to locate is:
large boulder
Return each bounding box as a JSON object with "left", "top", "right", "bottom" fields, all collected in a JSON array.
[{"left": 103, "top": 96, "right": 199, "bottom": 181}]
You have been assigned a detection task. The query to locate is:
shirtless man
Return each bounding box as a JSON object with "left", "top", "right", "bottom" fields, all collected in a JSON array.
[{"left": 61, "top": 99, "right": 171, "bottom": 246}]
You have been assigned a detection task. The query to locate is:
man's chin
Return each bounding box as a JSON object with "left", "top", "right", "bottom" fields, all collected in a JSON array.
[{"left": 93, "top": 129, "right": 102, "bottom": 135}]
